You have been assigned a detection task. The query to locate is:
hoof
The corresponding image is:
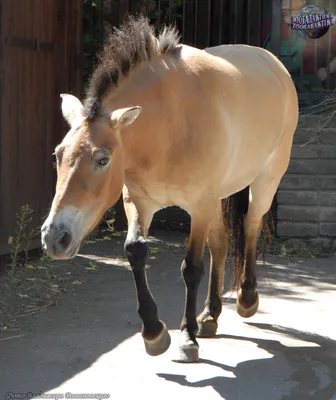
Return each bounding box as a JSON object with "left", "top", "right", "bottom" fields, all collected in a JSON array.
[
  {"left": 197, "top": 315, "right": 218, "bottom": 338},
  {"left": 144, "top": 321, "right": 171, "bottom": 356},
  {"left": 176, "top": 343, "right": 199, "bottom": 363},
  {"left": 174, "top": 331, "right": 199, "bottom": 363},
  {"left": 237, "top": 288, "right": 259, "bottom": 318}
]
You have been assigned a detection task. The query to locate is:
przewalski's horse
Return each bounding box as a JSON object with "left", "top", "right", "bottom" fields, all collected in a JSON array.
[{"left": 41, "top": 16, "right": 298, "bottom": 363}]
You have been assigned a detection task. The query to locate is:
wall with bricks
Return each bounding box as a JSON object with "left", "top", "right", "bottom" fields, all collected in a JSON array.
[{"left": 277, "top": 115, "right": 336, "bottom": 248}]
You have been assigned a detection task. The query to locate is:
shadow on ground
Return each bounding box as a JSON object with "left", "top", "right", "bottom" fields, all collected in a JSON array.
[
  {"left": 158, "top": 324, "right": 336, "bottom": 400},
  {"left": 0, "top": 231, "right": 335, "bottom": 399}
]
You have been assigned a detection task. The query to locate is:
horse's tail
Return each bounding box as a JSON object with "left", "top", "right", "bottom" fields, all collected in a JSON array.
[{"left": 222, "top": 186, "right": 274, "bottom": 291}]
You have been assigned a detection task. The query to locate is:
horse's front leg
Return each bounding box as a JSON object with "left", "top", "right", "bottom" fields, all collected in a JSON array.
[
  {"left": 177, "top": 208, "right": 213, "bottom": 363},
  {"left": 123, "top": 194, "right": 171, "bottom": 356}
]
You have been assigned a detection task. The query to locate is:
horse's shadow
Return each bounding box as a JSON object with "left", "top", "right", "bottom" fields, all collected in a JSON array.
[{"left": 158, "top": 323, "right": 336, "bottom": 400}]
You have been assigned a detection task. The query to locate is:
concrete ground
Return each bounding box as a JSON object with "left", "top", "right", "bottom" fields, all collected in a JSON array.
[{"left": 1, "top": 231, "right": 336, "bottom": 400}]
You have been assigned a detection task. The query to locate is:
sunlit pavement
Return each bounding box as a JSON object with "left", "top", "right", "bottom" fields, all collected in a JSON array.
[{"left": 1, "top": 232, "right": 336, "bottom": 400}]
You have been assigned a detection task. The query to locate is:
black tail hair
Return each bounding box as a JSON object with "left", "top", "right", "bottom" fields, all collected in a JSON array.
[{"left": 222, "top": 186, "right": 274, "bottom": 291}]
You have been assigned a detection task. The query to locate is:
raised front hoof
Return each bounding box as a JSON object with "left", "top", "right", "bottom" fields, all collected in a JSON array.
[
  {"left": 144, "top": 321, "right": 171, "bottom": 356},
  {"left": 197, "top": 315, "right": 218, "bottom": 338},
  {"left": 174, "top": 331, "right": 199, "bottom": 363},
  {"left": 237, "top": 288, "right": 259, "bottom": 318}
]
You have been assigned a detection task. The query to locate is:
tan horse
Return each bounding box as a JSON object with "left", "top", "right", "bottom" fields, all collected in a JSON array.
[{"left": 41, "top": 16, "right": 298, "bottom": 363}]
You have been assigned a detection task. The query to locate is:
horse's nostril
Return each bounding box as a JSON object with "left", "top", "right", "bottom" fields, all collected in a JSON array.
[{"left": 58, "top": 231, "right": 72, "bottom": 250}]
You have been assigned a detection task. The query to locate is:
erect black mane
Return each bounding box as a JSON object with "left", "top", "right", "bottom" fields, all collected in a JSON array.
[{"left": 83, "top": 15, "right": 181, "bottom": 120}]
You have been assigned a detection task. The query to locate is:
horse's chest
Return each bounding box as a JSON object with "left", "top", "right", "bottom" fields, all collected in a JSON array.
[{"left": 126, "top": 180, "right": 189, "bottom": 210}]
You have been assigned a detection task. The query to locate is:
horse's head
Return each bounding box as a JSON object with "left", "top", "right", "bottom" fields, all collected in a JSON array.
[{"left": 41, "top": 94, "right": 141, "bottom": 260}]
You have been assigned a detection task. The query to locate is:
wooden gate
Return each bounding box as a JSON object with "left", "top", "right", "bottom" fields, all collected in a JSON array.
[{"left": 0, "top": 0, "right": 83, "bottom": 254}]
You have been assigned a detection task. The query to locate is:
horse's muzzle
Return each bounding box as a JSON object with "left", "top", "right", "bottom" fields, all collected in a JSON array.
[{"left": 41, "top": 221, "right": 78, "bottom": 260}]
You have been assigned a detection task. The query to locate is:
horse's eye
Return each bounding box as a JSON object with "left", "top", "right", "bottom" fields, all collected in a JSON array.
[{"left": 97, "top": 157, "right": 109, "bottom": 167}]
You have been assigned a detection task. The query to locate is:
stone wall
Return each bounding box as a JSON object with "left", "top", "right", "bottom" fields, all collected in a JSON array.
[{"left": 277, "top": 115, "right": 336, "bottom": 249}]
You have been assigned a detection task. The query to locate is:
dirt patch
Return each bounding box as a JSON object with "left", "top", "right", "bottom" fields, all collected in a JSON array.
[{"left": 0, "top": 228, "right": 189, "bottom": 335}]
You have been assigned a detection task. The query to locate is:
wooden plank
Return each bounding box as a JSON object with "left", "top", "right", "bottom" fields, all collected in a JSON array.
[
  {"left": 0, "top": 0, "right": 4, "bottom": 242},
  {"left": 0, "top": 238, "right": 43, "bottom": 258}
]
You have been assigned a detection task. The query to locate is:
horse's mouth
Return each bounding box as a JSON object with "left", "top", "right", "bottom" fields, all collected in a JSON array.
[
  {"left": 68, "top": 242, "right": 81, "bottom": 259},
  {"left": 43, "top": 240, "right": 81, "bottom": 261}
]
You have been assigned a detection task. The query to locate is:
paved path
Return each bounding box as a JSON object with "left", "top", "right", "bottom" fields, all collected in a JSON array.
[{"left": 1, "top": 232, "right": 336, "bottom": 400}]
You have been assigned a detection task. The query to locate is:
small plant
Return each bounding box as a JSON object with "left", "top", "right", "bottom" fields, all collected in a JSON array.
[
  {"left": 0, "top": 204, "right": 36, "bottom": 328},
  {"left": 0, "top": 205, "right": 71, "bottom": 328},
  {"left": 7, "top": 204, "right": 35, "bottom": 277}
]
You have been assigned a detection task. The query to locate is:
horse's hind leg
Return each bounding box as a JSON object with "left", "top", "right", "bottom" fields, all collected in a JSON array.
[
  {"left": 197, "top": 201, "right": 229, "bottom": 337},
  {"left": 123, "top": 189, "right": 171, "bottom": 356},
  {"left": 237, "top": 133, "right": 294, "bottom": 318},
  {"left": 177, "top": 204, "right": 214, "bottom": 362}
]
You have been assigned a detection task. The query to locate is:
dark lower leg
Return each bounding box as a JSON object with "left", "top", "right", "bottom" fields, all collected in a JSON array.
[
  {"left": 238, "top": 245, "right": 258, "bottom": 307},
  {"left": 125, "top": 233, "right": 163, "bottom": 340},
  {"left": 123, "top": 198, "right": 170, "bottom": 356},
  {"left": 197, "top": 251, "right": 226, "bottom": 337},
  {"left": 197, "top": 218, "right": 228, "bottom": 336},
  {"left": 196, "top": 259, "right": 224, "bottom": 337},
  {"left": 177, "top": 214, "right": 211, "bottom": 362},
  {"left": 202, "top": 262, "right": 224, "bottom": 319},
  {"left": 180, "top": 251, "right": 205, "bottom": 342},
  {"left": 237, "top": 216, "right": 261, "bottom": 318}
]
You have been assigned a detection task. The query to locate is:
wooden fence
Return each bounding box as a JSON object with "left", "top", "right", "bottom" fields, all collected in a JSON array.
[{"left": 0, "top": 0, "right": 83, "bottom": 255}]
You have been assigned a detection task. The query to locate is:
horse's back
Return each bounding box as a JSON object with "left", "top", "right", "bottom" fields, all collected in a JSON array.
[
  {"left": 177, "top": 44, "right": 298, "bottom": 198},
  {"left": 202, "top": 44, "right": 298, "bottom": 127},
  {"left": 204, "top": 44, "right": 290, "bottom": 77}
]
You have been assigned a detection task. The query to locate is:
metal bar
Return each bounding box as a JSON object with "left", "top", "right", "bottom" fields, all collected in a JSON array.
[
  {"left": 101, "top": 0, "right": 104, "bottom": 46},
  {"left": 219, "top": 0, "right": 223, "bottom": 44},
  {"left": 194, "top": 0, "right": 198, "bottom": 46},
  {"left": 246, "top": 0, "right": 250, "bottom": 45},
  {"left": 89, "top": 0, "right": 93, "bottom": 75},
  {"left": 157, "top": 0, "right": 161, "bottom": 31},
  {"left": 257, "top": 0, "right": 262, "bottom": 47},
  {"left": 207, "top": 0, "right": 211, "bottom": 47},
  {"left": 182, "top": 0, "right": 186, "bottom": 42},
  {"left": 234, "top": 0, "right": 238, "bottom": 43},
  {"left": 168, "top": 0, "right": 172, "bottom": 24},
  {"left": 270, "top": 0, "right": 281, "bottom": 56}
]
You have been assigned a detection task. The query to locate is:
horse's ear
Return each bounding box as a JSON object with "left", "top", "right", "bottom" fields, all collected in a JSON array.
[
  {"left": 109, "top": 106, "right": 142, "bottom": 129},
  {"left": 60, "top": 94, "right": 83, "bottom": 126}
]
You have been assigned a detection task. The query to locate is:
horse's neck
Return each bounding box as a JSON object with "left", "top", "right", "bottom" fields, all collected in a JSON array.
[{"left": 103, "top": 59, "right": 180, "bottom": 171}]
